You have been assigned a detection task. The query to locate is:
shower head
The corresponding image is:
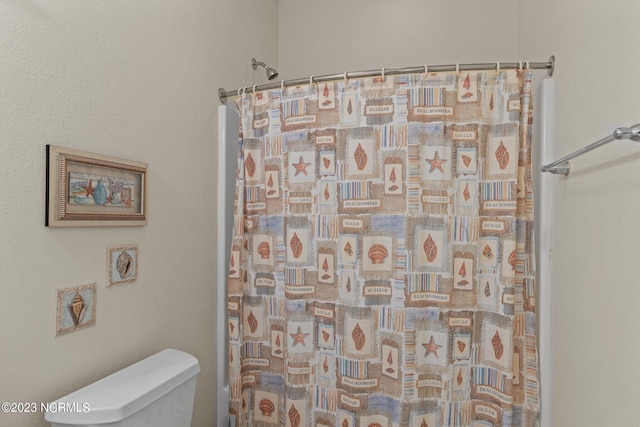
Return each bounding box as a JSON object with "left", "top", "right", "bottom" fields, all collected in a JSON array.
[{"left": 252, "top": 58, "right": 279, "bottom": 80}]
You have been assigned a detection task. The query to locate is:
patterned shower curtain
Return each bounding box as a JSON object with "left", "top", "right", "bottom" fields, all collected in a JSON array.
[{"left": 228, "top": 68, "right": 539, "bottom": 427}]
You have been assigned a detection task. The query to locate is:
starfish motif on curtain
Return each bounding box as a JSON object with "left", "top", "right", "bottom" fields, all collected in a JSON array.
[
  {"left": 422, "top": 335, "right": 443, "bottom": 358},
  {"left": 289, "top": 326, "right": 309, "bottom": 347},
  {"left": 425, "top": 151, "right": 447, "bottom": 173},
  {"left": 292, "top": 155, "right": 311, "bottom": 176}
]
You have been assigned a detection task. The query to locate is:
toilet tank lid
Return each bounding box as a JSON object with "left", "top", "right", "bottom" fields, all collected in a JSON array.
[{"left": 44, "top": 349, "right": 200, "bottom": 425}]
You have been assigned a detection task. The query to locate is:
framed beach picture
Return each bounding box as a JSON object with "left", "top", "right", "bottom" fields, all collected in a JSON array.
[{"left": 46, "top": 145, "right": 147, "bottom": 227}]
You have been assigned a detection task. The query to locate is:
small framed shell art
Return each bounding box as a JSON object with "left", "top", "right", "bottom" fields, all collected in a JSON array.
[
  {"left": 107, "top": 245, "right": 138, "bottom": 287},
  {"left": 45, "top": 145, "right": 147, "bottom": 227},
  {"left": 55, "top": 283, "right": 97, "bottom": 336}
]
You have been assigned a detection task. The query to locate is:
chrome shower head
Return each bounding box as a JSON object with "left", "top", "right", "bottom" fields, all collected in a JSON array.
[{"left": 252, "top": 58, "right": 279, "bottom": 80}]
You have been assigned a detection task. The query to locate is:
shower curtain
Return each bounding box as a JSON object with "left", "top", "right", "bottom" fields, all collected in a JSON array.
[{"left": 228, "top": 68, "right": 539, "bottom": 427}]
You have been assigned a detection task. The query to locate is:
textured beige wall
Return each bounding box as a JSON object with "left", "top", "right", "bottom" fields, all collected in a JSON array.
[
  {"left": 0, "top": 1, "right": 277, "bottom": 426},
  {"left": 278, "top": 0, "right": 519, "bottom": 79},
  {"left": 519, "top": 1, "right": 640, "bottom": 426}
]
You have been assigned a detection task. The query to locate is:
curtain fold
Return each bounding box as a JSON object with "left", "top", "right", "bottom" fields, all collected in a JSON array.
[{"left": 228, "top": 68, "right": 539, "bottom": 427}]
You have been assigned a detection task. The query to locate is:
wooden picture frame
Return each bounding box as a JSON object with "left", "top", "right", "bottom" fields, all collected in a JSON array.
[{"left": 46, "top": 145, "right": 147, "bottom": 227}]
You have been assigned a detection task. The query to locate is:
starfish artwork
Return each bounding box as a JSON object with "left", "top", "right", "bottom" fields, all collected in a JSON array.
[
  {"left": 292, "top": 155, "right": 311, "bottom": 176},
  {"left": 82, "top": 179, "right": 95, "bottom": 197},
  {"left": 289, "top": 326, "right": 309, "bottom": 347},
  {"left": 425, "top": 151, "right": 447, "bottom": 174},
  {"left": 422, "top": 335, "right": 443, "bottom": 358}
]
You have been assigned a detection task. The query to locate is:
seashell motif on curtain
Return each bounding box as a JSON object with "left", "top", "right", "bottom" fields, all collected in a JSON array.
[{"left": 228, "top": 68, "right": 540, "bottom": 426}]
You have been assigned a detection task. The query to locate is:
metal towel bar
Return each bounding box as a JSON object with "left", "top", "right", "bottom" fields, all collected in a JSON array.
[{"left": 540, "top": 124, "right": 640, "bottom": 175}]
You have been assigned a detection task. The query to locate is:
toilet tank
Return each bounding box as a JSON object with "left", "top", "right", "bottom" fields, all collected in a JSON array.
[{"left": 45, "top": 349, "right": 200, "bottom": 427}]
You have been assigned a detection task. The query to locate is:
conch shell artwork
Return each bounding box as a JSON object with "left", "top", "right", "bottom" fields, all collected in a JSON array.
[
  {"left": 288, "top": 404, "right": 301, "bottom": 427},
  {"left": 354, "top": 143, "right": 368, "bottom": 171},
  {"left": 508, "top": 249, "right": 517, "bottom": 270},
  {"left": 342, "top": 418, "right": 350, "bottom": 427},
  {"left": 457, "top": 340, "right": 466, "bottom": 353},
  {"left": 343, "top": 241, "right": 353, "bottom": 256},
  {"left": 385, "top": 350, "right": 395, "bottom": 374},
  {"left": 456, "top": 261, "right": 469, "bottom": 287},
  {"left": 290, "top": 232, "right": 303, "bottom": 259},
  {"left": 351, "top": 322, "right": 366, "bottom": 351},
  {"left": 247, "top": 310, "right": 258, "bottom": 334},
  {"left": 491, "top": 330, "right": 504, "bottom": 360},
  {"left": 495, "top": 140, "right": 510, "bottom": 170},
  {"left": 67, "top": 292, "right": 86, "bottom": 327},
  {"left": 266, "top": 173, "right": 276, "bottom": 196},
  {"left": 116, "top": 251, "right": 133, "bottom": 279},
  {"left": 462, "top": 73, "right": 471, "bottom": 90},
  {"left": 482, "top": 244, "right": 494, "bottom": 260},
  {"left": 423, "top": 234, "right": 438, "bottom": 263},
  {"left": 457, "top": 368, "right": 464, "bottom": 386},
  {"left": 274, "top": 334, "right": 282, "bottom": 355},
  {"left": 458, "top": 262, "right": 467, "bottom": 277},
  {"left": 323, "top": 258, "right": 334, "bottom": 278},
  {"left": 387, "top": 166, "right": 399, "bottom": 192},
  {"left": 367, "top": 243, "right": 388, "bottom": 264},
  {"left": 484, "top": 281, "right": 492, "bottom": 297},
  {"left": 245, "top": 152, "right": 257, "bottom": 177},
  {"left": 229, "top": 254, "right": 236, "bottom": 276},
  {"left": 257, "top": 241, "right": 270, "bottom": 259},
  {"left": 421, "top": 419, "right": 429, "bottom": 427},
  {"left": 258, "top": 398, "right": 275, "bottom": 417},
  {"left": 463, "top": 182, "right": 471, "bottom": 201}
]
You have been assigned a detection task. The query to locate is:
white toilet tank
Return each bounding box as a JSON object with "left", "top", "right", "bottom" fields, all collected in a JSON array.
[{"left": 45, "top": 349, "right": 200, "bottom": 427}]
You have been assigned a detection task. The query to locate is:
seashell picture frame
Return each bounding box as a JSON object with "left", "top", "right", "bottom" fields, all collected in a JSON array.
[
  {"left": 107, "top": 245, "right": 138, "bottom": 287},
  {"left": 45, "top": 145, "right": 147, "bottom": 227},
  {"left": 55, "top": 283, "right": 96, "bottom": 336}
]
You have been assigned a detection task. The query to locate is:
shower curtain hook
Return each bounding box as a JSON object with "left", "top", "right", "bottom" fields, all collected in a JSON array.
[
  {"left": 237, "top": 87, "right": 243, "bottom": 96},
  {"left": 518, "top": 61, "right": 523, "bottom": 71},
  {"left": 252, "top": 84, "right": 257, "bottom": 95},
  {"left": 496, "top": 62, "right": 501, "bottom": 72},
  {"left": 455, "top": 63, "right": 460, "bottom": 74},
  {"left": 344, "top": 71, "right": 349, "bottom": 84},
  {"left": 381, "top": 67, "right": 386, "bottom": 81},
  {"left": 423, "top": 64, "right": 428, "bottom": 74},
  {"left": 525, "top": 61, "right": 530, "bottom": 70},
  {"left": 309, "top": 75, "right": 316, "bottom": 94}
]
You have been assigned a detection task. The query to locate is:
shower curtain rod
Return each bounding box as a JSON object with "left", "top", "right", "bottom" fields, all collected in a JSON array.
[{"left": 218, "top": 55, "right": 555, "bottom": 103}]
